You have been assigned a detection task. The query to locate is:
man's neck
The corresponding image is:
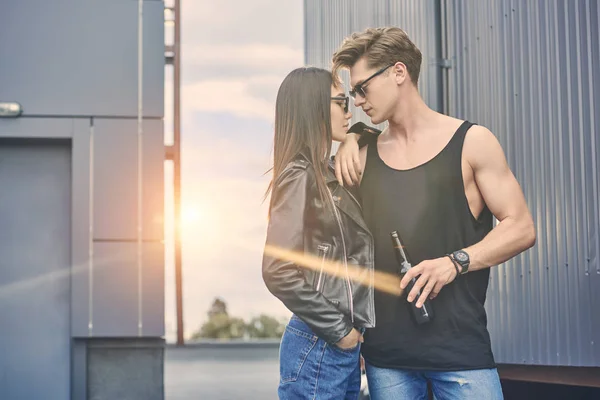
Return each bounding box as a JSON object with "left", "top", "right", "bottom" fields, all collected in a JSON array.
[{"left": 387, "top": 92, "right": 438, "bottom": 140}]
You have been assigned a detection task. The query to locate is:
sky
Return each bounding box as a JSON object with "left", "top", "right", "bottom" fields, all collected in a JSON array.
[{"left": 163, "top": 0, "right": 305, "bottom": 341}]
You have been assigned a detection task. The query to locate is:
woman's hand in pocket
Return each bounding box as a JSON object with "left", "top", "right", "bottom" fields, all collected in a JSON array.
[{"left": 336, "top": 328, "right": 363, "bottom": 350}]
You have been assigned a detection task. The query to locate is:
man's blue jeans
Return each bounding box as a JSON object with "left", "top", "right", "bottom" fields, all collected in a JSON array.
[
  {"left": 278, "top": 315, "right": 362, "bottom": 399},
  {"left": 366, "top": 361, "right": 503, "bottom": 400}
]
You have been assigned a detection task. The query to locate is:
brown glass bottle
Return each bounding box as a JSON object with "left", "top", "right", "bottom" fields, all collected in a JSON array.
[{"left": 390, "top": 231, "right": 434, "bottom": 325}]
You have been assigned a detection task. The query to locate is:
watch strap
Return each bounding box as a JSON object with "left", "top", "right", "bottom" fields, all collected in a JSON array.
[{"left": 445, "top": 255, "right": 461, "bottom": 278}]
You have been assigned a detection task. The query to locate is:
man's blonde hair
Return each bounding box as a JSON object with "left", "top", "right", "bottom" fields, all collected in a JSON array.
[{"left": 332, "top": 27, "right": 422, "bottom": 86}]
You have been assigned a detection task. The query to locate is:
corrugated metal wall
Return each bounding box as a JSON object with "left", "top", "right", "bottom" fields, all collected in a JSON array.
[
  {"left": 445, "top": 0, "right": 600, "bottom": 367},
  {"left": 304, "top": 0, "right": 441, "bottom": 128},
  {"left": 304, "top": 0, "right": 600, "bottom": 367}
]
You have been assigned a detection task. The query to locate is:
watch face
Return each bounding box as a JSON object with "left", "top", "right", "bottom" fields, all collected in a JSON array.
[{"left": 455, "top": 251, "right": 469, "bottom": 262}]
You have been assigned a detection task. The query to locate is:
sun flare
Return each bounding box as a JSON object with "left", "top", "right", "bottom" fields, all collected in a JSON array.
[{"left": 180, "top": 206, "right": 203, "bottom": 228}]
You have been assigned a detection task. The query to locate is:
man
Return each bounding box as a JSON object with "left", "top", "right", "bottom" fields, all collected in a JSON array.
[{"left": 331, "top": 27, "right": 536, "bottom": 399}]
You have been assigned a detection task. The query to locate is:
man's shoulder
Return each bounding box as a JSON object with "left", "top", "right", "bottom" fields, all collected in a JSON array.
[
  {"left": 464, "top": 124, "right": 497, "bottom": 147},
  {"left": 440, "top": 114, "right": 465, "bottom": 127},
  {"left": 462, "top": 124, "right": 506, "bottom": 170}
]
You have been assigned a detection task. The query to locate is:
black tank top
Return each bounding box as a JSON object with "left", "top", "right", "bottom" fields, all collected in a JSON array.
[{"left": 360, "top": 121, "right": 496, "bottom": 370}]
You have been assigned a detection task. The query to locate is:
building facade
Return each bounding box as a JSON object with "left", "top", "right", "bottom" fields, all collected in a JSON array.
[{"left": 0, "top": 1, "right": 166, "bottom": 398}]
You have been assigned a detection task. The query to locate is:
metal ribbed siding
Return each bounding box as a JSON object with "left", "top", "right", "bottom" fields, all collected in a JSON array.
[
  {"left": 304, "top": 0, "right": 441, "bottom": 131},
  {"left": 305, "top": 0, "right": 600, "bottom": 368},
  {"left": 446, "top": 0, "right": 600, "bottom": 367}
]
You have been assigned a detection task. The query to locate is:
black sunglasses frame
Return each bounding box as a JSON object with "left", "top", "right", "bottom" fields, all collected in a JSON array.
[
  {"left": 349, "top": 63, "right": 396, "bottom": 99},
  {"left": 331, "top": 96, "right": 349, "bottom": 113}
]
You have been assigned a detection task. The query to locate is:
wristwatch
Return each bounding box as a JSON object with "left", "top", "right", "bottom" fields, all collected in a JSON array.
[{"left": 451, "top": 250, "right": 470, "bottom": 274}]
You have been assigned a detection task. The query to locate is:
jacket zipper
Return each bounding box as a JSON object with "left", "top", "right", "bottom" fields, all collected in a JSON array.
[
  {"left": 315, "top": 244, "right": 329, "bottom": 292},
  {"left": 345, "top": 189, "right": 362, "bottom": 211},
  {"left": 336, "top": 187, "right": 376, "bottom": 326},
  {"left": 327, "top": 189, "right": 354, "bottom": 323}
]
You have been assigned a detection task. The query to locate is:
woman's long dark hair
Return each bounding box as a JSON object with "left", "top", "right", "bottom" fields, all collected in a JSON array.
[{"left": 266, "top": 67, "right": 334, "bottom": 212}]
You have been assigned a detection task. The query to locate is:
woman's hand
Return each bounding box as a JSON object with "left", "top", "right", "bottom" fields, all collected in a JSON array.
[{"left": 336, "top": 328, "right": 364, "bottom": 350}]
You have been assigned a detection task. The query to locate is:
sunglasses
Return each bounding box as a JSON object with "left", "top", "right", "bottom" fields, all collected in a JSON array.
[
  {"left": 331, "top": 95, "right": 349, "bottom": 113},
  {"left": 349, "top": 63, "right": 396, "bottom": 99}
]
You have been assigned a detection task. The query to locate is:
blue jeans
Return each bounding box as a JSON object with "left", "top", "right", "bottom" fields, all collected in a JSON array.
[
  {"left": 278, "top": 315, "right": 362, "bottom": 399},
  {"left": 365, "top": 361, "right": 503, "bottom": 400}
]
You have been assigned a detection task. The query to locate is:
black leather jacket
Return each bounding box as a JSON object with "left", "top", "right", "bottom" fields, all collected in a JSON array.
[{"left": 262, "top": 150, "right": 375, "bottom": 344}]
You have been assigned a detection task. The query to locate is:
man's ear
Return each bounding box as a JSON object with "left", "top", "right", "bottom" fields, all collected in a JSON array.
[{"left": 394, "top": 62, "right": 408, "bottom": 85}]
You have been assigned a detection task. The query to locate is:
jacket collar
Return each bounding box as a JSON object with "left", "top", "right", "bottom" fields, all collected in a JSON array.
[
  {"left": 297, "top": 149, "right": 338, "bottom": 184},
  {"left": 327, "top": 157, "right": 371, "bottom": 234},
  {"left": 297, "top": 149, "right": 370, "bottom": 233},
  {"left": 326, "top": 157, "right": 339, "bottom": 185}
]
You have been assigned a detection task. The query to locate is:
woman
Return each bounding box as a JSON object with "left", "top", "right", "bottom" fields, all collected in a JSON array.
[{"left": 262, "top": 67, "right": 375, "bottom": 399}]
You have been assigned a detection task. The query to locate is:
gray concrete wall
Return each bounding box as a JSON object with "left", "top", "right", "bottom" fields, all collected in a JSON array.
[
  {"left": 0, "top": 1, "right": 164, "bottom": 117},
  {"left": 0, "top": 1, "right": 166, "bottom": 398},
  {"left": 0, "top": 139, "right": 72, "bottom": 399},
  {"left": 87, "top": 339, "right": 165, "bottom": 400}
]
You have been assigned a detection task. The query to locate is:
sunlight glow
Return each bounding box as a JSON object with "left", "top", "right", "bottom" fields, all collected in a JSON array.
[
  {"left": 263, "top": 244, "right": 404, "bottom": 297},
  {"left": 181, "top": 206, "right": 202, "bottom": 226}
]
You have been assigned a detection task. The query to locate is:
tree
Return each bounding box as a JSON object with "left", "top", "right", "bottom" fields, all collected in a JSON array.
[
  {"left": 192, "top": 297, "right": 286, "bottom": 340},
  {"left": 246, "top": 314, "right": 286, "bottom": 339},
  {"left": 207, "top": 297, "right": 228, "bottom": 318},
  {"left": 196, "top": 313, "right": 247, "bottom": 339}
]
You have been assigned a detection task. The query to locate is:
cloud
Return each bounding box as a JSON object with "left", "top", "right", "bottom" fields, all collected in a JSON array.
[
  {"left": 180, "top": 0, "right": 304, "bottom": 48},
  {"left": 169, "top": 74, "right": 288, "bottom": 124},
  {"left": 246, "top": 76, "right": 283, "bottom": 105},
  {"left": 165, "top": 166, "right": 290, "bottom": 340},
  {"left": 184, "top": 44, "right": 303, "bottom": 71},
  {"left": 182, "top": 64, "right": 302, "bottom": 85},
  {"left": 165, "top": 118, "right": 285, "bottom": 340},
  {"left": 180, "top": 111, "right": 275, "bottom": 177},
  {"left": 177, "top": 39, "right": 304, "bottom": 120},
  {"left": 176, "top": 0, "right": 304, "bottom": 83},
  {"left": 186, "top": 79, "right": 275, "bottom": 120},
  {"left": 163, "top": 0, "right": 303, "bottom": 342},
  {"left": 170, "top": 170, "right": 289, "bottom": 340}
]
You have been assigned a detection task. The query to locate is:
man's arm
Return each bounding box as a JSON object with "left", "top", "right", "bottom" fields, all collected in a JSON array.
[
  {"left": 403, "top": 126, "right": 536, "bottom": 307},
  {"left": 462, "top": 125, "right": 536, "bottom": 270},
  {"left": 334, "top": 123, "right": 381, "bottom": 186},
  {"left": 335, "top": 134, "right": 362, "bottom": 186}
]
